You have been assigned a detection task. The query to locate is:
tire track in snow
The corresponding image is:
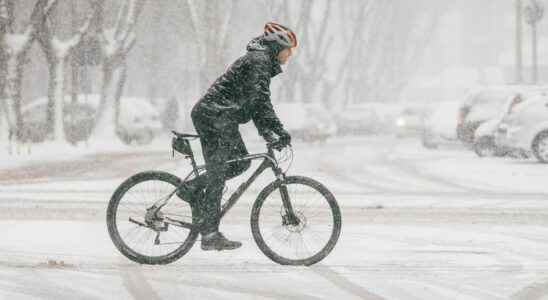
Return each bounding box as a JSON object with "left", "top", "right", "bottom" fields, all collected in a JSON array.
[
  {"left": 378, "top": 153, "right": 491, "bottom": 194},
  {"left": 0, "top": 150, "right": 172, "bottom": 185},
  {"left": 511, "top": 278, "right": 548, "bottom": 300},
  {"left": 358, "top": 226, "right": 525, "bottom": 275},
  {"left": 310, "top": 264, "right": 387, "bottom": 300},
  {"left": 320, "top": 160, "right": 404, "bottom": 194},
  {"left": 417, "top": 275, "right": 508, "bottom": 300},
  {"left": 321, "top": 138, "right": 502, "bottom": 195},
  {"left": 320, "top": 147, "right": 482, "bottom": 195},
  {"left": 120, "top": 265, "right": 162, "bottom": 300},
  {"left": 317, "top": 139, "right": 460, "bottom": 194},
  {"left": 0, "top": 269, "right": 101, "bottom": 300},
  {"left": 151, "top": 274, "right": 326, "bottom": 300}
]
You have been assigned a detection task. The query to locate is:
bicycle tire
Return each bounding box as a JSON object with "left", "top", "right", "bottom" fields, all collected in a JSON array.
[
  {"left": 250, "top": 176, "right": 342, "bottom": 266},
  {"left": 107, "top": 171, "right": 199, "bottom": 265}
]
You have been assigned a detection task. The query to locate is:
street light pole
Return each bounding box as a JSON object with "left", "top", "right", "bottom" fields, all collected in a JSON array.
[
  {"left": 532, "top": 20, "right": 538, "bottom": 83},
  {"left": 516, "top": 0, "right": 523, "bottom": 84},
  {"left": 524, "top": 0, "right": 544, "bottom": 84}
]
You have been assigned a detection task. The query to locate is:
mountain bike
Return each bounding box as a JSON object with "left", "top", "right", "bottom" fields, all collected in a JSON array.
[{"left": 106, "top": 131, "right": 341, "bottom": 266}]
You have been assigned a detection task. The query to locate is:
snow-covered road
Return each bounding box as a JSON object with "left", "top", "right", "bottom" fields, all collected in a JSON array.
[{"left": 2, "top": 136, "right": 548, "bottom": 299}]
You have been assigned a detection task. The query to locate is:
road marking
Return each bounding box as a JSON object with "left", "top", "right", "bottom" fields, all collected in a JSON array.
[
  {"left": 121, "top": 265, "right": 162, "bottom": 300},
  {"left": 311, "top": 264, "right": 386, "bottom": 300}
]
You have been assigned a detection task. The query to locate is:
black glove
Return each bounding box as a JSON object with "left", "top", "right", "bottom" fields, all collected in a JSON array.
[
  {"left": 278, "top": 130, "right": 291, "bottom": 147},
  {"left": 262, "top": 130, "right": 277, "bottom": 144}
]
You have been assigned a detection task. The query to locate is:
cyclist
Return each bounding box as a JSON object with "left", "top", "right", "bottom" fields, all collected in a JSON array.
[{"left": 178, "top": 22, "right": 297, "bottom": 251}]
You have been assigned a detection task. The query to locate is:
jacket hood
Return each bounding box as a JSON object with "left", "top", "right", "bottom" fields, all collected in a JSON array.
[{"left": 246, "top": 35, "right": 283, "bottom": 77}]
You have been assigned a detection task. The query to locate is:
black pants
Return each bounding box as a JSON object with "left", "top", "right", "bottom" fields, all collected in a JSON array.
[{"left": 189, "top": 106, "right": 251, "bottom": 235}]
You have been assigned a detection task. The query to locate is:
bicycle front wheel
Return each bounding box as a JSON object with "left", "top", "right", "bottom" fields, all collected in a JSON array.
[
  {"left": 107, "top": 171, "right": 199, "bottom": 265},
  {"left": 251, "top": 176, "right": 342, "bottom": 266}
]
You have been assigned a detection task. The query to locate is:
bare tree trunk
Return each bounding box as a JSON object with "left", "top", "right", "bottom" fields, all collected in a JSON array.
[
  {"left": 0, "top": 58, "right": 7, "bottom": 142},
  {"left": 5, "top": 54, "right": 26, "bottom": 141},
  {"left": 52, "top": 57, "right": 67, "bottom": 142},
  {"left": 183, "top": 0, "right": 234, "bottom": 93},
  {"left": 41, "top": 48, "right": 69, "bottom": 142},
  {"left": 38, "top": 0, "right": 99, "bottom": 143},
  {"left": 90, "top": 0, "right": 146, "bottom": 143},
  {"left": 0, "top": 0, "right": 60, "bottom": 143},
  {"left": 114, "top": 62, "right": 127, "bottom": 126},
  {"left": 46, "top": 55, "right": 57, "bottom": 138},
  {"left": 95, "top": 61, "right": 126, "bottom": 138},
  {"left": 70, "top": 0, "right": 79, "bottom": 104},
  {"left": 94, "top": 61, "right": 117, "bottom": 139}
]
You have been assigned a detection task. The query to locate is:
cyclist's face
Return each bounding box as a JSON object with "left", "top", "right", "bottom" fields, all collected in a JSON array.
[{"left": 277, "top": 48, "right": 292, "bottom": 65}]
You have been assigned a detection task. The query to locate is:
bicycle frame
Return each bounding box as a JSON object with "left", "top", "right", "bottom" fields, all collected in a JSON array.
[{"left": 148, "top": 146, "right": 299, "bottom": 231}]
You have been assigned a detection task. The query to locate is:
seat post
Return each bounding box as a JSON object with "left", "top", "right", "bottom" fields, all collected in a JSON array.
[
  {"left": 183, "top": 139, "right": 200, "bottom": 177},
  {"left": 189, "top": 153, "right": 200, "bottom": 177}
]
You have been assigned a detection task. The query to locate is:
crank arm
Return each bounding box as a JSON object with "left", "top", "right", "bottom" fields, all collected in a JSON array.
[{"left": 129, "top": 217, "right": 148, "bottom": 227}]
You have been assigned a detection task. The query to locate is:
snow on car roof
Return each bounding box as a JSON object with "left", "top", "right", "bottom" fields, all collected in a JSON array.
[
  {"left": 22, "top": 95, "right": 161, "bottom": 123},
  {"left": 464, "top": 85, "right": 548, "bottom": 105},
  {"left": 23, "top": 94, "right": 159, "bottom": 114}
]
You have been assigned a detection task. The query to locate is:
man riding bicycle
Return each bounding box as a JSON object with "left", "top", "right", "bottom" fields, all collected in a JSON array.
[{"left": 178, "top": 22, "right": 298, "bottom": 251}]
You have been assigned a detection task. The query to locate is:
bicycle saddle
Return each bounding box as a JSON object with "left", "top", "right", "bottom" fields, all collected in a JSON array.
[{"left": 171, "top": 130, "right": 200, "bottom": 139}]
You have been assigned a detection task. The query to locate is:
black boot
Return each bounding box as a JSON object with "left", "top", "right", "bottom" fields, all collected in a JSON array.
[{"left": 201, "top": 232, "right": 242, "bottom": 251}]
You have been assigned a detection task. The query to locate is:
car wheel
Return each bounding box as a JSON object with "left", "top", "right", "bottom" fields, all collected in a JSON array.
[
  {"left": 421, "top": 133, "right": 438, "bottom": 149},
  {"left": 532, "top": 131, "right": 548, "bottom": 163},
  {"left": 494, "top": 146, "right": 509, "bottom": 157},
  {"left": 474, "top": 136, "right": 496, "bottom": 157}
]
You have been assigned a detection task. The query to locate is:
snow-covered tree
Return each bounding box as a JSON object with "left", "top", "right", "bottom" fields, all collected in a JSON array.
[
  {"left": 162, "top": 96, "right": 179, "bottom": 131},
  {"left": 264, "top": 0, "right": 442, "bottom": 107},
  {"left": 0, "top": 0, "right": 58, "bottom": 141},
  {"left": 37, "top": 0, "right": 101, "bottom": 143},
  {"left": 339, "top": 1, "right": 444, "bottom": 105},
  {"left": 181, "top": 0, "right": 238, "bottom": 92},
  {"left": 266, "top": 0, "right": 335, "bottom": 105},
  {"left": 90, "top": 0, "right": 146, "bottom": 143}
]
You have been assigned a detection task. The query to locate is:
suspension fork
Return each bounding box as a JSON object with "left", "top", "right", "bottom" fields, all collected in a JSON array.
[
  {"left": 270, "top": 153, "right": 299, "bottom": 225},
  {"left": 278, "top": 178, "right": 299, "bottom": 225}
]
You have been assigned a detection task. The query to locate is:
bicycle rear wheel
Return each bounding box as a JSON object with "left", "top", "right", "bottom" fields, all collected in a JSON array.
[
  {"left": 251, "top": 176, "right": 342, "bottom": 266},
  {"left": 107, "top": 171, "right": 199, "bottom": 265}
]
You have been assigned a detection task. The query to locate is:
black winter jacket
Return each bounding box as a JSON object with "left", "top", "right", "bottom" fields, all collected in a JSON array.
[{"left": 192, "top": 36, "right": 286, "bottom": 137}]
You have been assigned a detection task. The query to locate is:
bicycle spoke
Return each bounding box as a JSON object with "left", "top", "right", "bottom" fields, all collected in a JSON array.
[
  {"left": 253, "top": 178, "right": 340, "bottom": 265},
  {"left": 109, "top": 173, "right": 197, "bottom": 262},
  {"left": 120, "top": 225, "right": 141, "bottom": 241}
]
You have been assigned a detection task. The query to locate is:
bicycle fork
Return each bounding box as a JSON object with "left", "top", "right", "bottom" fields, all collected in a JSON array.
[
  {"left": 278, "top": 184, "right": 300, "bottom": 226},
  {"left": 272, "top": 164, "right": 300, "bottom": 226}
]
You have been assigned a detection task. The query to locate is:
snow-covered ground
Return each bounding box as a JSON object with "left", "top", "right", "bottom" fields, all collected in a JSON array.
[{"left": 1, "top": 135, "right": 548, "bottom": 299}]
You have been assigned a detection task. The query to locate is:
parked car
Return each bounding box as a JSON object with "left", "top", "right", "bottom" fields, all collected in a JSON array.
[
  {"left": 276, "top": 102, "right": 337, "bottom": 143},
  {"left": 21, "top": 97, "right": 95, "bottom": 144},
  {"left": 395, "top": 106, "right": 427, "bottom": 138},
  {"left": 335, "top": 104, "right": 399, "bottom": 136},
  {"left": 457, "top": 85, "right": 548, "bottom": 156},
  {"left": 495, "top": 93, "right": 548, "bottom": 163},
  {"left": 421, "top": 101, "right": 461, "bottom": 149},
  {"left": 473, "top": 118, "right": 507, "bottom": 157},
  {"left": 116, "top": 97, "right": 163, "bottom": 145},
  {"left": 457, "top": 87, "right": 514, "bottom": 147},
  {"left": 336, "top": 107, "right": 381, "bottom": 136},
  {"left": 21, "top": 95, "right": 162, "bottom": 145}
]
